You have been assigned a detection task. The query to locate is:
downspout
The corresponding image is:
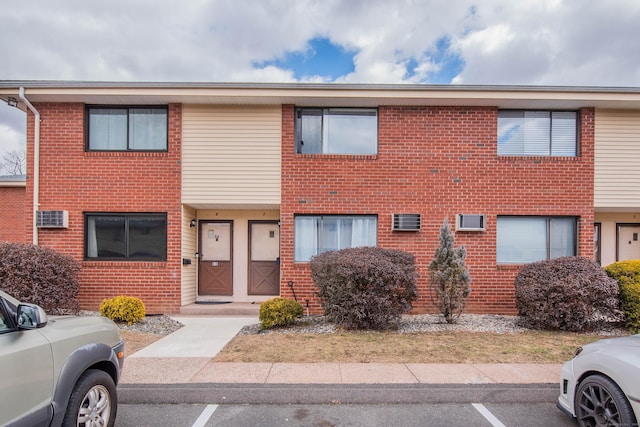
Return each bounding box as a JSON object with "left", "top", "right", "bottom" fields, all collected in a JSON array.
[{"left": 19, "top": 87, "right": 40, "bottom": 245}]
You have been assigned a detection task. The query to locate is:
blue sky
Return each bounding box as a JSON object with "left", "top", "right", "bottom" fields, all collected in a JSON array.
[
  {"left": 2, "top": 0, "right": 640, "bottom": 172},
  {"left": 256, "top": 37, "right": 357, "bottom": 81}
]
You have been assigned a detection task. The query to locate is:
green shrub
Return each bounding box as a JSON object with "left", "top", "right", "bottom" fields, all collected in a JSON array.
[
  {"left": 0, "top": 242, "right": 80, "bottom": 314},
  {"left": 429, "top": 220, "right": 471, "bottom": 324},
  {"left": 605, "top": 261, "right": 640, "bottom": 333},
  {"left": 100, "top": 296, "right": 146, "bottom": 325},
  {"left": 515, "top": 256, "right": 620, "bottom": 332},
  {"left": 259, "top": 297, "right": 303, "bottom": 330},
  {"left": 604, "top": 260, "right": 640, "bottom": 288},
  {"left": 620, "top": 282, "right": 640, "bottom": 333},
  {"left": 310, "top": 247, "right": 418, "bottom": 330}
]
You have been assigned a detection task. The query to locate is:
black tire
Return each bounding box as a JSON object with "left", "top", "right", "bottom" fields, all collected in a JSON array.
[
  {"left": 575, "top": 374, "right": 637, "bottom": 427},
  {"left": 62, "top": 369, "right": 117, "bottom": 427}
]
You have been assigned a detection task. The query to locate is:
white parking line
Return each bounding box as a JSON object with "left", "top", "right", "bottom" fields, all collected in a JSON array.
[
  {"left": 472, "top": 403, "right": 506, "bottom": 427},
  {"left": 192, "top": 404, "right": 218, "bottom": 427}
]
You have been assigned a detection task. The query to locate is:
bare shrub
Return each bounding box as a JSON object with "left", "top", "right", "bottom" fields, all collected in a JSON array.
[
  {"left": 310, "top": 247, "right": 418, "bottom": 330},
  {"left": 515, "top": 256, "right": 620, "bottom": 332},
  {"left": 0, "top": 242, "right": 80, "bottom": 314}
]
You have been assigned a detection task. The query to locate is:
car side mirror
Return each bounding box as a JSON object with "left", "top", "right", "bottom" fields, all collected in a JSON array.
[{"left": 16, "top": 304, "right": 48, "bottom": 329}]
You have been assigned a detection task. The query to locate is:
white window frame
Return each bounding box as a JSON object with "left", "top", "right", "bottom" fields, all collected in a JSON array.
[
  {"left": 295, "top": 108, "right": 378, "bottom": 155},
  {"left": 294, "top": 215, "right": 378, "bottom": 261},
  {"left": 498, "top": 110, "right": 578, "bottom": 156},
  {"left": 496, "top": 216, "right": 577, "bottom": 264}
]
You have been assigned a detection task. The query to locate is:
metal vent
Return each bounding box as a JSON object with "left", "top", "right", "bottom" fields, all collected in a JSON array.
[
  {"left": 36, "top": 210, "right": 69, "bottom": 228},
  {"left": 392, "top": 214, "right": 421, "bottom": 231},
  {"left": 456, "top": 214, "right": 486, "bottom": 232}
]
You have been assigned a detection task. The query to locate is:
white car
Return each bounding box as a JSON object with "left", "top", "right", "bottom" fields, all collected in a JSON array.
[{"left": 558, "top": 334, "right": 640, "bottom": 426}]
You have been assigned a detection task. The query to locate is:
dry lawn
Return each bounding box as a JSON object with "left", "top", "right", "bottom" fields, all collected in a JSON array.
[
  {"left": 120, "top": 330, "right": 164, "bottom": 356},
  {"left": 211, "top": 330, "right": 610, "bottom": 364}
]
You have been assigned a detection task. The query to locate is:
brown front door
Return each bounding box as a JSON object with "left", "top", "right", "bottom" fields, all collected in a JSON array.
[
  {"left": 198, "top": 221, "right": 233, "bottom": 296},
  {"left": 248, "top": 221, "right": 280, "bottom": 295}
]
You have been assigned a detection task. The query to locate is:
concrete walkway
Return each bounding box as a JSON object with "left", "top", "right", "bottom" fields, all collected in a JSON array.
[{"left": 119, "top": 316, "right": 562, "bottom": 385}]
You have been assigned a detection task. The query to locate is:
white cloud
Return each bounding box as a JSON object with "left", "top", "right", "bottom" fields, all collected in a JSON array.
[{"left": 2, "top": 0, "right": 640, "bottom": 161}]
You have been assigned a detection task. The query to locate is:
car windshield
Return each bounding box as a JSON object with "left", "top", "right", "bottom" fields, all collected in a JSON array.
[{"left": 0, "top": 290, "right": 19, "bottom": 314}]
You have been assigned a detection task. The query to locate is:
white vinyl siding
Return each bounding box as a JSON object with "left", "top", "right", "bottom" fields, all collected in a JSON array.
[
  {"left": 595, "top": 109, "right": 640, "bottom": 209},
  {"left": 182, "top": 105, "right": 281, "bottom": 207},
  {"left": 181, "top": 206, "right": 197, "bottom": 305}
]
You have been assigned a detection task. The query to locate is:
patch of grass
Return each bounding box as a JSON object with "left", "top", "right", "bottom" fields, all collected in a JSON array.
[{"left": 212, "top": 330, "right": 610, "bottom": 364}]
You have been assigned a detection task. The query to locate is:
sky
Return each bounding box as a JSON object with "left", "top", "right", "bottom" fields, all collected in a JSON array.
[{"left": 2, "top": 0, "right": 640, "bottom": 169}]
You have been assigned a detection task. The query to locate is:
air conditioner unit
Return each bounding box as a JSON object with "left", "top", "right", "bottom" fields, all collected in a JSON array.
[
  {"left": 456, "top": 214, "right": 486, "bottom": 232},
  {"left": 392, "top": 214, "right": 421, "bottom": 231},
  {"left": 36, "top": 210, "right": 69, "bottom": 228}
]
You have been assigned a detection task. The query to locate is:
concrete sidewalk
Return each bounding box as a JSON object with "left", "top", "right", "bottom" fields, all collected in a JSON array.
[{"left": 118, "top": 316, "right": 562, "bottom": 386}]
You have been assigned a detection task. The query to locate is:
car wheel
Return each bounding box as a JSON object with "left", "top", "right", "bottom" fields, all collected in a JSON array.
[
  {"left": 62, "top": 369, "right": 117, "bottom": 427},
  {"left": 575, "top": 374, "right": 637, "bottom": 427}
]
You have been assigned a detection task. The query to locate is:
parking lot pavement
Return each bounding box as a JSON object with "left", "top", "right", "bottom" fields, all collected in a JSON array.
[{"left": 115, "top": 400, "right": 575, "bottom": 427}]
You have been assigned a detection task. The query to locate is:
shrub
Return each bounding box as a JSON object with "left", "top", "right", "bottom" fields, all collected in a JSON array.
[
  {"left": 100, "top": 296, "right": 146, "bottom": 325},
  {"left": 429, "top": 220, "right": 471, "bottom": 324},
  {"left": 603, "top": 260, "right": 640, "bottom": 288},
  {"left": 514, "top": 256, "right": 620, "bottom": 332},
  {"left": 0, "top": 242, "right": 80, "bottom": 314},
  {"left": 604, "top": 261, "right": 640, "bottom": 333},
  {"left": 259, "top": 297, "right": 303, "bottom": 330},
  {"left": 310, "top": 246, "right": 418, "bottom": 330},
  {"left": 619, "top": 282, "right": 640, "bottom": 333}
]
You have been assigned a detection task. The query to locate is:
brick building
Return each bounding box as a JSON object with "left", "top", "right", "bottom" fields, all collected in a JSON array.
[
  {"left": 1, "top": 82, "right": 639, "bottom": 314},
  {"left": 0, "top": 175, "right": 26, "bottom": 243}
]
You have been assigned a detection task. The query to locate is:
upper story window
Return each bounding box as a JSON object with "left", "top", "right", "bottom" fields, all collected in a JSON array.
[
  {"left": 87, "top": 106, "right": 168, "bottom": 151},
  {"left": 85, "top": 213, "right": 167, "bottom": 261},
  {"left": 496, "top": 216, "right": 577, "bottom": 264},
  {"left": 294, "top": 215, "right": 377, "bottom": 261},
  {"left": 498, "top": 110, "right": 577, "bottom": 156},
  {"left": 295, "top": 108, "right": 378, "bottom": 154}
]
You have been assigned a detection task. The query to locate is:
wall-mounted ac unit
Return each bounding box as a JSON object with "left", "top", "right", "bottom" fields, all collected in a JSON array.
[
  {"left": 392, "top": 214, "right": 421, "bottom": 231},
  {"left": 456, "top": 214, "right": 486, "bottom": 232},
  {"left": 36, "top": 210, "right": 69, "bottom": 228}
]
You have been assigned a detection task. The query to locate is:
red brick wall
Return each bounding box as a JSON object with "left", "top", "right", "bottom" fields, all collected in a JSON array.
[
  {"left": 280, "top": 105, "right": 595, "bottom": 315},
  {"left": 25, "top": 103, "right": 182, "bottom": 314},
  {"left": 0, "top": 186, "right": 26, "bottom": 243}
]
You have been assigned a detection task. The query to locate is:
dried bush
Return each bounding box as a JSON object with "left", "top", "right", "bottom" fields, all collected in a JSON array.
[
  {"left": 310, "top": 247, "right": 418, "bottom": 330},
  {"left": 515, "top": 256, "right": 621, "bottom": 332},
  {"left": 259, "top": 297, "right": 303, "bottom": 330},
  {"left": 100, "top": 296, "right": 146, "bottom": 325},
  {"left": 429, "top": 220, "right": 471, "bottom": 324},
  {"left": 0, "top": 242, "right": 80, "bottom": 314},
  {"left": 604, "top": 260, "right": 640, "bottom": 333}
]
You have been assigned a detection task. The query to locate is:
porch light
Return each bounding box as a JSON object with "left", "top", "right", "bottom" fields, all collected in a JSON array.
[
  {"left": 6, "top": 97, "right": 18, "bottom": 108},
  {"left": 190, "top": 219, "right": 197, "bottom": 228}
]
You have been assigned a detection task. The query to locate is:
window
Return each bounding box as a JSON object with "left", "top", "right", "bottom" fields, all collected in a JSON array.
[
  {"left": 497, "top": 216, "right": 577, "bottom": 263},
  {"left": 296, "top": 108, "right": 378, "bottom": 154},
  {"left": 294, "top": 215, "right": 377, "bottom": 261},
  {"left": 85, "top": 213, "right": 167, "bottom": 260},
  {"left": 87, "top": 106, "right": 168, "bottom": 151},
  {"left": 498, "top": 110, "right": 577, "bottom": 156}
]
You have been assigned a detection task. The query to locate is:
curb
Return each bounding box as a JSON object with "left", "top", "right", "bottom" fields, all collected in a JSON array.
[{"left": 118, "top": 383, "right": 559, "bottom": 405}]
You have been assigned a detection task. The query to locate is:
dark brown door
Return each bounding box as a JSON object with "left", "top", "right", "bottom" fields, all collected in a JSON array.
[
  {"left": 198, "top": 221, "right": 233, "bottom": 296},
  {"left": 248, "top": 221, "right": 280, "bottom": 295}
]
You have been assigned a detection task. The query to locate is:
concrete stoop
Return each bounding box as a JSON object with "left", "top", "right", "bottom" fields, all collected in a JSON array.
[{"left": 179, "top": 302, "right": 261, "bottom": 316}]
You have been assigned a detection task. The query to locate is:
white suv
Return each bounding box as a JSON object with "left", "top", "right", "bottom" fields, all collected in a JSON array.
[{"left": 0, "top": 289, "right": 125, "bottom": 427}]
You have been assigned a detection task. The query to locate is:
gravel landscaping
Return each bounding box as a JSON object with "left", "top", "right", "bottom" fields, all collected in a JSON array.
[
  {"left": 80, "top": 311, "right": 628, "bottom": 338},
  {"left": 237, "top": 313, "right": 629, "bottom": 336}
]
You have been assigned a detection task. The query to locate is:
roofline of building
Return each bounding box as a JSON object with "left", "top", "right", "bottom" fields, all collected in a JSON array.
[
  {"left": 0, "top": 175, "right": 26, "bottom": 187},
  {"left": 1, "top": 79, "right": 639, "bottom": 92},
  {"left": 2, "top": 80, "right": 640, "bottom": 110}
]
